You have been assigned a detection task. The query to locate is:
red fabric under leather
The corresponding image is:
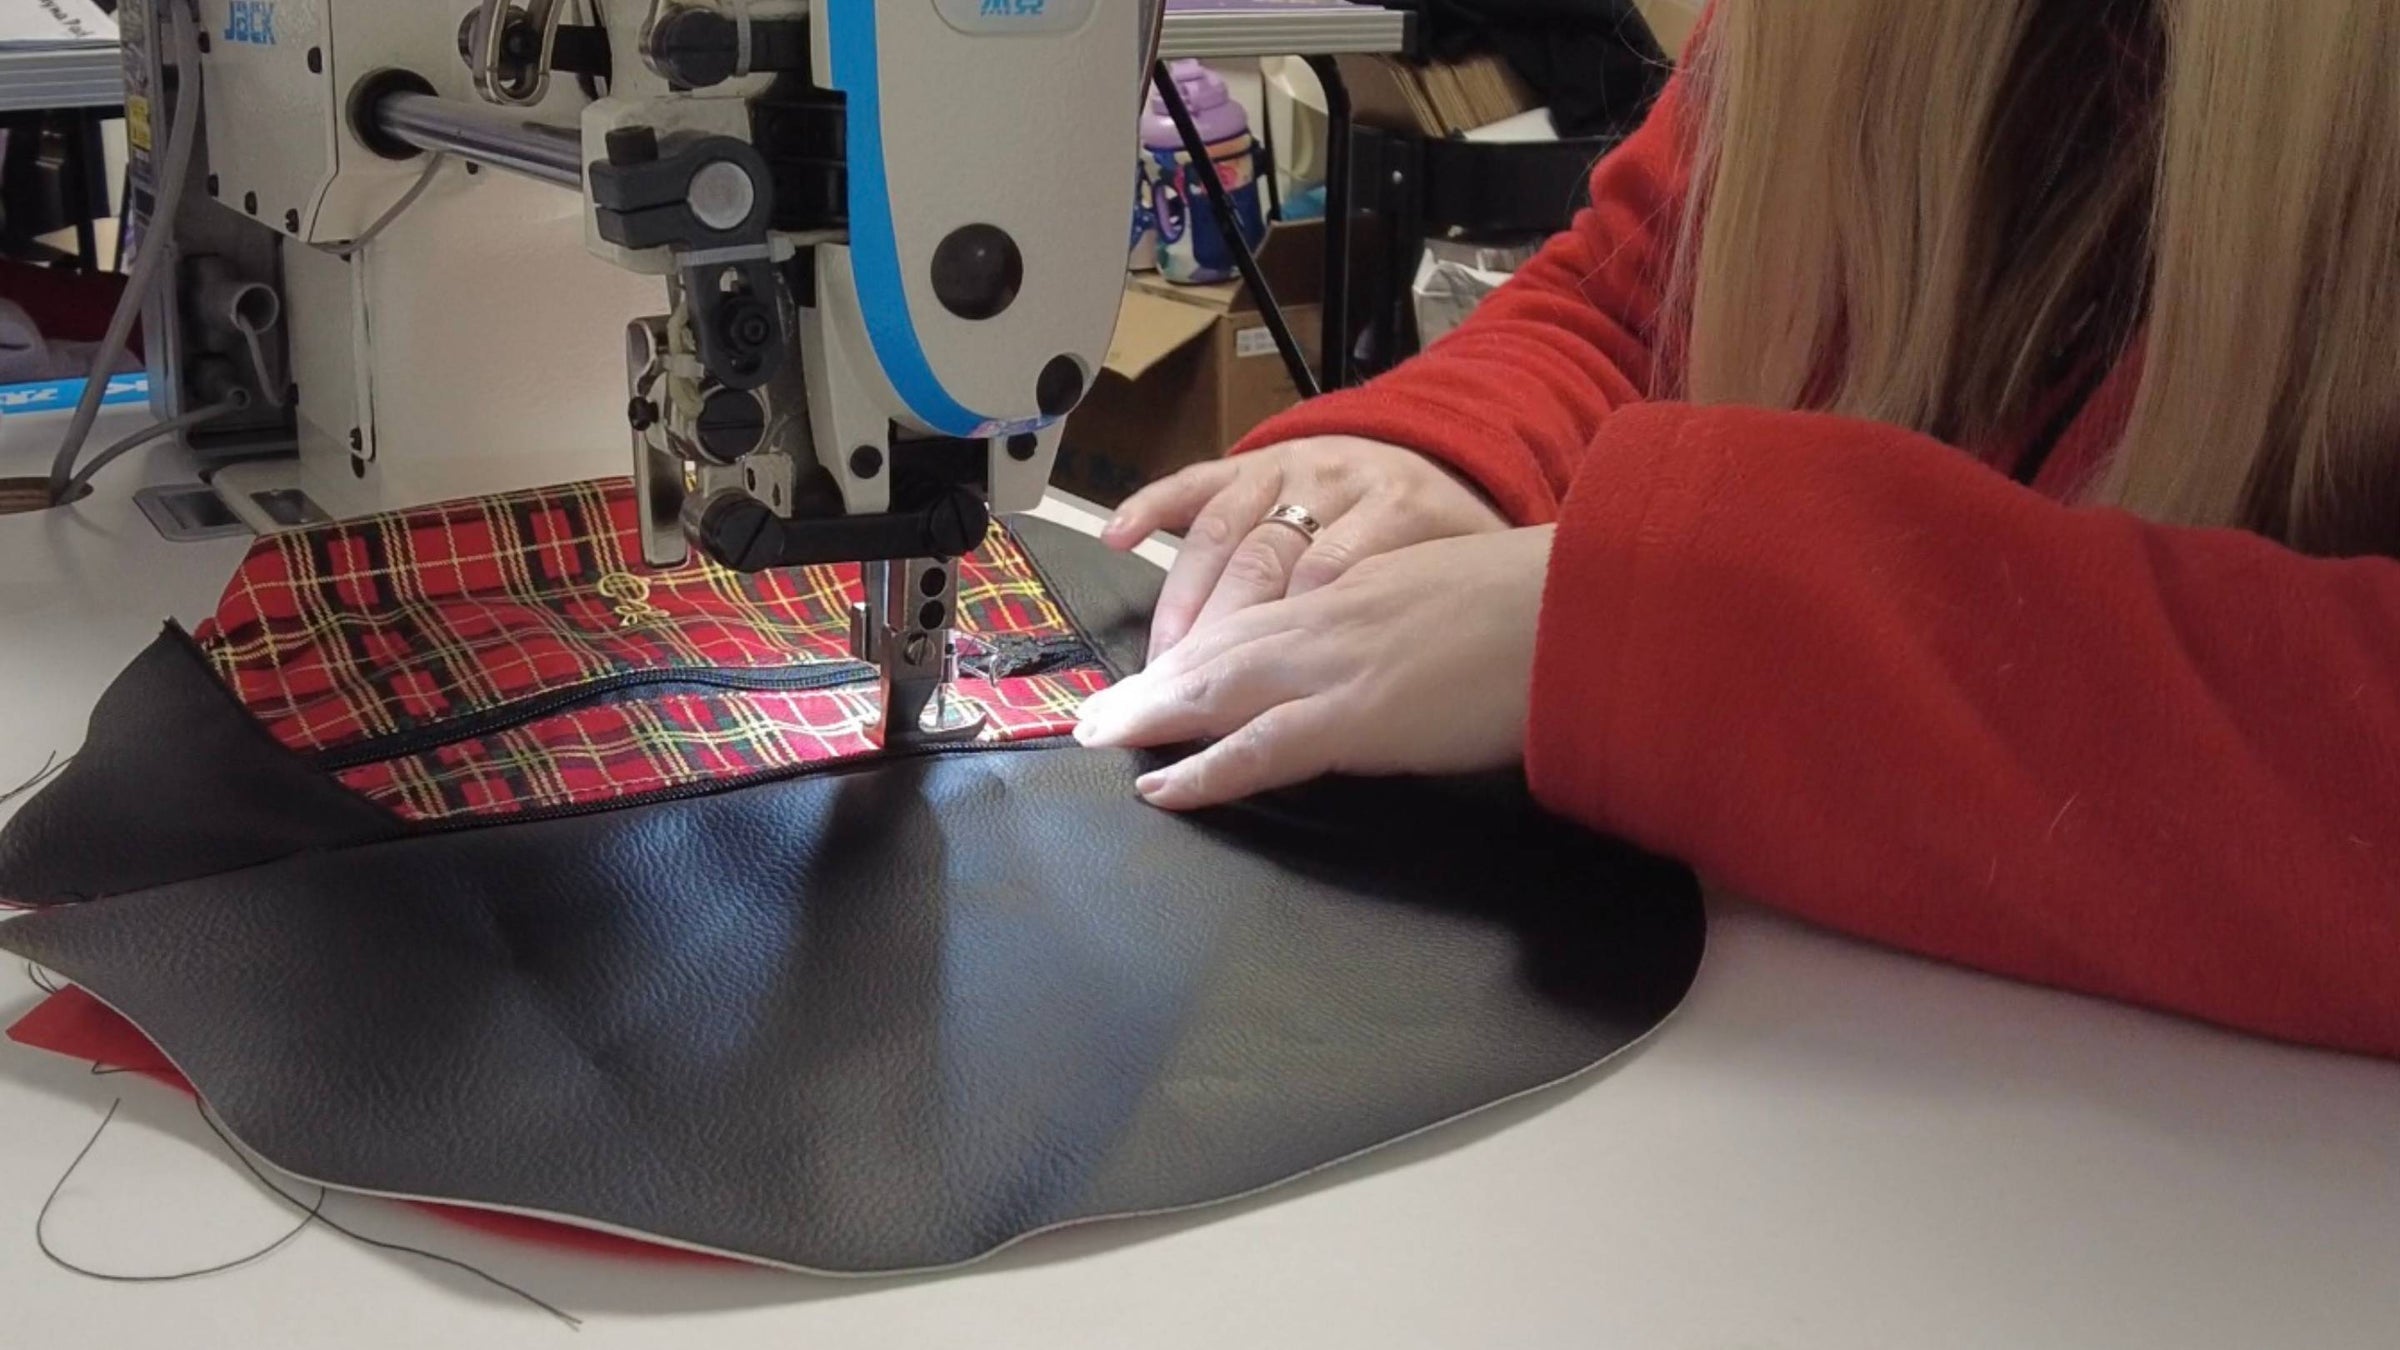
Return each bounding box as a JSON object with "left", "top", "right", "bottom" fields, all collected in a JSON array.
[{"left": 11, "top": 987, "right": 724, "bottom": 1263}]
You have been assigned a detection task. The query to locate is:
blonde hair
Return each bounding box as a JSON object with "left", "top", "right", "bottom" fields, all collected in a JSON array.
[{"left": 1674, "top": 0, "right": 2400, "bottom": 556}]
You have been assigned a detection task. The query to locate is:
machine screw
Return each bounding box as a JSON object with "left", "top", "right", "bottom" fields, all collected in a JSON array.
[
  {"left": 647, "top": 7, "right": 744, "bottom": 89},
  {"left": 722, "top": 300, "right": 774, "bottom": 351},
  {"left": 925, "top": 488, "right": 993, "bottom": 557},
  {"left": 694, "top": 389, "right": 767, "bottom": 464}
]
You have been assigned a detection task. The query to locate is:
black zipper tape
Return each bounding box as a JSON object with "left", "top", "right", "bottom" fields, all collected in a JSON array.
[
  {"left": 312, "top": 633, "right": 1101, "bottom": 774},
  {"left": 413, "top": 735, "right": 1078, "bottom": 836}
]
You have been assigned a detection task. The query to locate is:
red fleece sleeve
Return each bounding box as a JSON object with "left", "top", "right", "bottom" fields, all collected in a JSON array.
[
  {"left": 1537, "top": 403, "right": 2400, "bottom": 1059},
  {"left": 1230, "top": 67, "right": 1694, "bottom": 526}
]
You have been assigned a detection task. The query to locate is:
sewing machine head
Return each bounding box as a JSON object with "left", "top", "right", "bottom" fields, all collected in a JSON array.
[{"left": 126, "top": 0, "right": 1154, "bottom": 745}]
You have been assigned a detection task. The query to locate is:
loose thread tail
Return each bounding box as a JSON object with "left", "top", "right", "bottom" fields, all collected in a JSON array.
[
  {"left": 32, "top": 1094, "right": 582, "bottom": 1330},
  {"left": 194, "top": 1104, "right": 584, "bottom": 1329},
  {"left": 37, "top": 1099, "right": 328, "bottom": 1283},
  {"left": 1, "top": 752, "right": 67, "bottom": 809}
]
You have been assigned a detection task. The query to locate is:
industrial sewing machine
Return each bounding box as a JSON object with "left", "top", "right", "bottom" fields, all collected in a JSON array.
[{"left": 117, "top": 0, "right": 1153, "bottom": 747}]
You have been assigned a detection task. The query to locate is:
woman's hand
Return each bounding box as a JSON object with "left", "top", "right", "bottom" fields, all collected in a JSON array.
[
  {"left": 1075, "top": 526, "right": 1556, "bottom": 811},
  {"left": 1100, "top": 437, "right": 1511, "bottom": 661}
]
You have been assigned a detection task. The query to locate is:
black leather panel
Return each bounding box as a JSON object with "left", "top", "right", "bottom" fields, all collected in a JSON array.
[
  {"left": 1008, "top": 514, "right": 1164, "bottom": 677},
  {"left": 0, "top": 627, "right": 404, "bottom": 906},
  {"left": 0, "top": 748, "right": 1701, "bottom": 1273},
  {"left": 0, "top": 521, "right": 1705, "bottom": 1273}
]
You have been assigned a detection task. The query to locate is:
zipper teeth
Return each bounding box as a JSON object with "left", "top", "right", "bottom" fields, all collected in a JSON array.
[
  {"left": 960, "top": 632, "right": 1104, "bottom": 680},
  {"left": 411, "top": 734, "right": 1075, "bottom": 835}
]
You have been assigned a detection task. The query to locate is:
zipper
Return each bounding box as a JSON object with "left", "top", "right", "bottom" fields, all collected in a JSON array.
[
  {"left": 312, "top": 632, "right": 1103, "bottom": 774},
  {"left": 962, "top": 631, "right": 1103, "bottom": 680},
  {"left": 410, "top": 734, "right": 1077, "bottom": 835},
  {"left": 313, "top": 664, "right": 875, "bottom": 772}
]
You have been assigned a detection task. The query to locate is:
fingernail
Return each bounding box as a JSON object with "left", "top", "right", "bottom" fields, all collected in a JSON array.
[{"left": 1135, "top": 771, "right": 1169, "bottom": 797}]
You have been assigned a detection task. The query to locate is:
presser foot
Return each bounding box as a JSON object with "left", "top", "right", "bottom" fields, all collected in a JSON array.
[
  {"left": 853, "top": 557, "right": 989, "bottom": 751},
  {"left": 871, "top": 660, "right": 989, "bottom": 750}
]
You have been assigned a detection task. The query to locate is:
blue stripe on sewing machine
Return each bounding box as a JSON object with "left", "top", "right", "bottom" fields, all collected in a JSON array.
[
  {"left": 0, "top": 374, "right": 152, "bottom": 417},
  {"left": 826, "top": 0, "right": 1053, "bottom": 441}
]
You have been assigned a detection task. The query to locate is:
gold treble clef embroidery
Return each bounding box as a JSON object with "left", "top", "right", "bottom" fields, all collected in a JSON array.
[{"left": 596, "top": 572, "right": 669, "bottom": 628}]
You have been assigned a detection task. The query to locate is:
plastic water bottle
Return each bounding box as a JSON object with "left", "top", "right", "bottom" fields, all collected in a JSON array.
[
  {"left": 1140, "top": 60, "right": 1269, "bottom": 285},
  {"left": 1130, "top": 166, "right": 1161, "bottom": 272}
]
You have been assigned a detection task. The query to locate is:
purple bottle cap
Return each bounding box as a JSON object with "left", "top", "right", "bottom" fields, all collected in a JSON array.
[
  {"left": 1160, "top": 58, "right": 1228, "bottom": 114},
  {"left": 1143, "top": 59, "right": 1248, "bottom": 150}
]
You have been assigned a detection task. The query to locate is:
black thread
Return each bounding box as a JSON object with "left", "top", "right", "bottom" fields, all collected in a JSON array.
[
  {"left": 32, "top": 1096, "right": 581, "bottom": 1329},
  {"left": 1, "top": 751, "right": 67, "bottom": 808},
  {"left": 21, "top": 967, "right": 571, "bottom": 1324},
  {"left": 192, "top": 1105, "right": 583, "bottom": 1329},
  {"left": 38, "top": 1099, "right": 328, "bottom": 1283}
]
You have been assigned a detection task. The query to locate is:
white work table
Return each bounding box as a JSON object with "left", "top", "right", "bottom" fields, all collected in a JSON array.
[{"left": 4, "top": 417, "right": 2400, "bottom": 1349}]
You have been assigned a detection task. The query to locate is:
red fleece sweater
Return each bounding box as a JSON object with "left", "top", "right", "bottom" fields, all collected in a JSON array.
[{"left": 1236, "top": 68, "right": 2400, "bottom": 1059}]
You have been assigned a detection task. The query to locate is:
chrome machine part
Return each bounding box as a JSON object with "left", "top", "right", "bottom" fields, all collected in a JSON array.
[
  {"left": 368, "top": 89, "right": 584, "bottom": 188},
  {"left": 469, "top": 0, "right": 574, "bottom": 107},
  {"left": 851, "top": 557, "right": 987, "bottom": 748},
  {"left": 626, "top": 315, "right": 693, "bottom": 567}
]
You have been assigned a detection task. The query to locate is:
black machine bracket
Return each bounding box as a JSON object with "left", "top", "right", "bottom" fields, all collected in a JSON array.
[
  {"left": 589, "top": 129, "right": 788, "bottom": 390},
  {"left": 699, "top": 486, "right": 994, "bottom": 574}
]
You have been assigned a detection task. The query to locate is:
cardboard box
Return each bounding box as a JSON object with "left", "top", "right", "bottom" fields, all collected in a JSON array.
[
  {"left": 1634, "top": 0, "right": 1703, "bottom": 58},
  {"left": 1056, "top": 221, "right": 1323, "bottom": 508}
]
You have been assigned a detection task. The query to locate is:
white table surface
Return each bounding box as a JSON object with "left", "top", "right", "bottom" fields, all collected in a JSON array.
[{"left": 5, "top": 415, "right": 2400, "bottom": 1350}]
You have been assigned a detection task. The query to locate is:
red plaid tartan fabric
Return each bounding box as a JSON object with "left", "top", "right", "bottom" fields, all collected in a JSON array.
[{"left": 192, "top": 479, "right": 1111, "bottom": 823}]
